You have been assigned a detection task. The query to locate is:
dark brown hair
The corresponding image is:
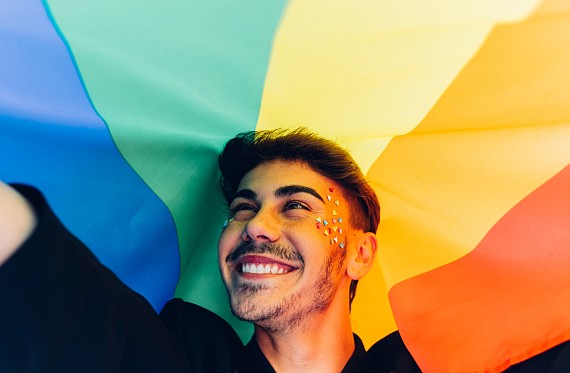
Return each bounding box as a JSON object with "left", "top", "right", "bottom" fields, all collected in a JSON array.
[{"left": 218, "top": 128, "right": 380, "bottom": 306}]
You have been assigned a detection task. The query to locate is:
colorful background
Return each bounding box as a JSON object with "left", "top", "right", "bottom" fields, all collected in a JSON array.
[{"left": 1, "top": 0, "right": 569, "bottom": 371}]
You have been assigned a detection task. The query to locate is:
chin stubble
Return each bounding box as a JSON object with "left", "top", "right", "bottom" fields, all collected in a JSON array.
[{"left": 227, "top": 243, "right": 347, "bottom": 333}]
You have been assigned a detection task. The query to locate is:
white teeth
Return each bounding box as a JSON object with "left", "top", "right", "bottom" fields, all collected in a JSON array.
[
  {"left": 243, "top": 263, "right": 257, "bottom": 274},
  {"left": 241, "top": 263, "right": 290, "bottom": 274}
]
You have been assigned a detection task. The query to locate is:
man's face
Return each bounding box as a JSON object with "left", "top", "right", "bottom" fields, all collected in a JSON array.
[{"left": 218, "top": 160, "right": 355, "bottom": 332}]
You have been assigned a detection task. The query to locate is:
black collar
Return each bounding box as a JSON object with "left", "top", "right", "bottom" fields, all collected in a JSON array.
[{"left": 239, "top": 333, "right": 372, "bottom": 372}]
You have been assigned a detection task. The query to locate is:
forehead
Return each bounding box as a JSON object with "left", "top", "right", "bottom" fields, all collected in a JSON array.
[{"left": 237, "top": 160, "right": 335, "bottom": 195}]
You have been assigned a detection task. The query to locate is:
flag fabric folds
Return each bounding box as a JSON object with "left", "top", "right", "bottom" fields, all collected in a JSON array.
[{"left": 1, "top": 0, "right": 569, "bottom": 371}]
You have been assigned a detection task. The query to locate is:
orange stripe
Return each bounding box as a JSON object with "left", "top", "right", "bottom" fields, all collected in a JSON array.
[{"left": 390, "top": 163, "right": 570, "bottom": 372}]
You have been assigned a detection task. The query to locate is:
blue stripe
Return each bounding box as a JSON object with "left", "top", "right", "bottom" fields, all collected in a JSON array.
[{"left": 0, "top": 0, "right": 180, "bottom": 311}]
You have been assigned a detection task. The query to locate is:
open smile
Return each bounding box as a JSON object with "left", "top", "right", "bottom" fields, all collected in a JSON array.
[{"left": 235, "top": 255, "right": 299, "bottom": 275}]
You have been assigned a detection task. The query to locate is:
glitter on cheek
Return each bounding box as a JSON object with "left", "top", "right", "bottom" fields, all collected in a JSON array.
[
  {"left": 221, "top": 217, "right": 234, "bottom": 231},
  {"left": 315, "top": 217, "right": 323, "bottom": 230},
  {"left": 323, "top": 187, "right": 345, "bottom": 246}
]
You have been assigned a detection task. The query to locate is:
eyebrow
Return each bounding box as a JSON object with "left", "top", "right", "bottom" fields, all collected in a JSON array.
[
  {"left": 275, "top": 185, "right": 325, "bottom": 202},
  {"left": 232, "top": 185, "right": 325, "bottom": 203},
  {"left": 232, "top": 189, "right": 257, "bottom": 201}
]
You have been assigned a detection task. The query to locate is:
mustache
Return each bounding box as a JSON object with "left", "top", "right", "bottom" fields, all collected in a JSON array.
[{"left": 226, "top": 241, "right": 303, "bottom": 264}]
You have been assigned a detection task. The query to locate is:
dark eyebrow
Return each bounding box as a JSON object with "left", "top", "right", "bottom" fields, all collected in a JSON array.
[
  {"left": 275, "top": 185, "right": 324, "bottom": 202},
  {"left": 231, "top": 185, "right": 325, "bottom": 203},
  {"left": 232, "top": 189, "right": 257, "bottom": 202}
]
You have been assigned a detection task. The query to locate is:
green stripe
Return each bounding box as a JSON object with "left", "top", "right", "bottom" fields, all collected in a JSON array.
[{"left": 46, "top": 0, "right": 289, "bottom": 341}]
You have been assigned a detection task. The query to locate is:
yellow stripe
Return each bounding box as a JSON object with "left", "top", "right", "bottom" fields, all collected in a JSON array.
[{"left": 256, "top": 0, "right": 539, "bottom": 172}]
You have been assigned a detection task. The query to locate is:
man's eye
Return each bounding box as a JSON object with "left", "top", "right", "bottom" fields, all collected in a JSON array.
[
  {"left": 284, "top": 200, "right": 309, "bottom": 211},
  {"left": 229, "top": 202, "right": 258, "bottom": 220}
]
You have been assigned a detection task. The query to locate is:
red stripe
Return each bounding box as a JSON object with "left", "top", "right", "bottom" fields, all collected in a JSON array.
[{"left": 390, "top": 163, "right": 570, "bottom": 372}]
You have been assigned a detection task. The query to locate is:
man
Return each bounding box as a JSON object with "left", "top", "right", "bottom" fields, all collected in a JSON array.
[{"left": 216, "top": 128, "right": 382, "bottom": 371}]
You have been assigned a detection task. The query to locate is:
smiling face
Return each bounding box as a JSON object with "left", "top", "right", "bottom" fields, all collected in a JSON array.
[{"left": 218, "top": 160, "right": 357, "bottom": 333}]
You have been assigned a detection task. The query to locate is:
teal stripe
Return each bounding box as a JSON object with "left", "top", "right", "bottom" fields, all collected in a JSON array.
[{"left": 46, "top": 0, "right": 289, "bottom": 341}]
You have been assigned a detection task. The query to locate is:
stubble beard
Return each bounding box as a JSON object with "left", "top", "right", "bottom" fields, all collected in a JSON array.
[{"left": 228, "top": 243, "right": 347, "bottom": 334}]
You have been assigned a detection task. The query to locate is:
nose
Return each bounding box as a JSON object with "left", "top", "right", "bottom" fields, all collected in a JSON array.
[{"left": 242, "top": 208, "right": 280, "bottom": 242}]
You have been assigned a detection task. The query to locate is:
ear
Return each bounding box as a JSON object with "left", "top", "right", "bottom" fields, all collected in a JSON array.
[{"left": 346, "top": 232, "right": 377, "bottom": 280}]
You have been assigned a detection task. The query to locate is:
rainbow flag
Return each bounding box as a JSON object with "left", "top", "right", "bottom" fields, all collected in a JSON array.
[{"left": 2, "top": 0, "right": 569, "bottom": 371}]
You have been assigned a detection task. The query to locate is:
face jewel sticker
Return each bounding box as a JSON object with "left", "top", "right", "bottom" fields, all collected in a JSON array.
[{"left": 221, "top": 218, "right": 234, "bottom": 231}]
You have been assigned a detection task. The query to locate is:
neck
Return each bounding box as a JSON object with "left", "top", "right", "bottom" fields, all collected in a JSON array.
[{"left": 253, "top": 298, "right": 355, "bottom": 372}]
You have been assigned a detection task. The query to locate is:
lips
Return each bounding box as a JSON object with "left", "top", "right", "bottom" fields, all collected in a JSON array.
[{"left": 235, "top": 255, "right": 298, "bottom": 275}]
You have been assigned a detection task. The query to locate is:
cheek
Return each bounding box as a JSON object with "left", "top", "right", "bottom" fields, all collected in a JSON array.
[
  {"left": 316, "top": 188, "right": 350, "bottom": 249},
  {"left": 313, "top": 211, "right": 347, "bottom": 250},
  {"left": 281, "top": 221, "right": 328, "bottom": 261},
  {"left": 218, "top": 226, "right": 240, "bottom": 258}
]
